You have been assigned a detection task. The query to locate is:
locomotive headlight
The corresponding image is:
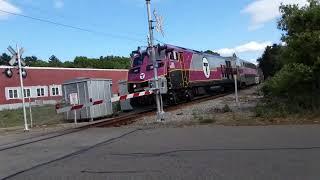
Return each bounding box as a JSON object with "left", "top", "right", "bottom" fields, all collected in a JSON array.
[{"left": 133, "top": 84, "right": 137, "bottom": 88}]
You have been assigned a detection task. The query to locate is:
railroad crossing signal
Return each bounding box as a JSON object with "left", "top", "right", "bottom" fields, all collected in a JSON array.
[
  {"left": 6, "top": 44, "right": 29, "bottom": 131},
  {"left": 5, "top": 46, "right": 27, "bottom": 78},
  {"left": 7, "top": 46, "right": 26, "bottom": 66}
]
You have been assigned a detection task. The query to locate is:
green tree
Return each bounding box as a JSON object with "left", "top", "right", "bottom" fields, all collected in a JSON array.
[
  {"left": 257, "top": 44, "right": 284, "bottom": 79},
  {"left": 0, "top": 53, "right": 11, "bottom": 65},
  {"left": 48, "top": 55, "right": 63, "bottom": 67},
  {"left": 204, "top": 50, "right": 220, "bottom": 56},
  {"left": 62, "top": 61, "right": 75, "bottom": 68},
  {"left": 278, "top": 0, "right": 320, "bottom": 67},
  {"left": 263, "top": 0, "right": 320, "bottom": 112},
  {"left": 25, "top": 56, "right": 38, "bottom": 66},
  {"left": 25, "top": 56, "right": 49, "bottom": 67}
]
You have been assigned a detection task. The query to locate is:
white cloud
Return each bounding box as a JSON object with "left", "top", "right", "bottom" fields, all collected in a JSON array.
[
  {"left": 0, "top": 0, "right": 21, "bottom": 20},
  {"left": 215, "top": 41, "right": 272, "bottom": 56},
  {"left": 242, "top": 0, "right": 308, "bottom": 30},
  {"left": 54, "top": 0, "right": 64, "bottom": 9}
]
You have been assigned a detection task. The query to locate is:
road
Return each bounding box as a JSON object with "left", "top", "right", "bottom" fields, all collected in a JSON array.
[{"left": 0, "top": 125, "right": 319, "bottom": 180}]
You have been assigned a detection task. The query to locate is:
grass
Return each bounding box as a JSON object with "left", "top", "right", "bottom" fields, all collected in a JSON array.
[
  {"left": 0, "top": 105, "right": 64, "bottom": 128},
  {"left": 198, "top": 116, "right": 216, "bottom": 124},
  {"left": 192, "top": 110, "right": 216, "bottom": 124}
]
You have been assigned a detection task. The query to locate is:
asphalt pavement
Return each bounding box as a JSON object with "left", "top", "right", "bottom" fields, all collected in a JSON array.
[{"left": 0, "top": 125, "right": 320, "bottom": 180}]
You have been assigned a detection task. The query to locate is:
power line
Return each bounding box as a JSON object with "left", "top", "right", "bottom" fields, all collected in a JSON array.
[
  {"left": 155, "top": 39, "right": 166, "bottom": 44},
  {"left": 0, "top": 9, "right": 146, "bottom": 43},
  {"left": 9, "top": 1, "right": 147, "bottom": 38}
]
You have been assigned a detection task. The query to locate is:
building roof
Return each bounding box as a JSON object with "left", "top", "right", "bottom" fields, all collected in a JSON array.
[{"left": 0, "top": 66, "right": 129, "bottom": 72}]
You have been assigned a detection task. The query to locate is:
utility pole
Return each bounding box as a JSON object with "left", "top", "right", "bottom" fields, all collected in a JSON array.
[
  {"left": 146, "top": 0, "right": 165, "bottom": 121},
  {"left": 17, "top": 44, "right": 29, "bottom": 131}
]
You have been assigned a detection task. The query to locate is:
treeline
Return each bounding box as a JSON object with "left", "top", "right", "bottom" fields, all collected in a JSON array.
[
  {"left": 0, "top": 54, "right": 131, "bottom": 69},
  {"left": 257, "top": 0, "right": 320, "bottom": 115}
]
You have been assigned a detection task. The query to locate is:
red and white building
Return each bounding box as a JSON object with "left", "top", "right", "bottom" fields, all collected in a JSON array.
[{"left": 0, "top": 66, "right": 128, "bottom": 110}]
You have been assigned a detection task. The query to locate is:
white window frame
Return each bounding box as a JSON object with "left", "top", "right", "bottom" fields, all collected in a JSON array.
[
  {"left": 49, "top": 85, "right": 62, "bottom": 97},
  {"left": 7, "top": 89, "right": 19, "bottom": 99},
  {"left": 23, "top": 88, "right": 31, "bottom": 98},
  {"left": 35, "top": 86, "right": 48, "bottom": 97}
]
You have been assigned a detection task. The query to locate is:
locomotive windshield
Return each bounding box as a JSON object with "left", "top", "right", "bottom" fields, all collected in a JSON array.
[{"left": 132, "top": 56, "right": 144, "bottom": 67}]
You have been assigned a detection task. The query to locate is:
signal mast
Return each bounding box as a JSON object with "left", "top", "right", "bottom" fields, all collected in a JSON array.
[{"left": 145, "top": 0, "right": 165, "bottom": 121}]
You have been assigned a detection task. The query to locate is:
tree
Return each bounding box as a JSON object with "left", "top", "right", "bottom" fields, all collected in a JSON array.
[
  {"left": 262, "top": 0, "right": 320, "bottom": 111},
  {"left": 204, "top": 50, "right": 220, "bottom": 56},
  {"left": 0, "top": 53, "right": 11, "bottom": 65},
  {"left": 0, "top": 52, "right": 131, "bottom": 69},
  {"left": 25, "top": 56, "right": 38, "bottom": 66},
  {"left": 278, "top": 0, "right": 320, "bottom": 67},
  {"left": 257, "top": 44, "right": 284, "bottom": 79},
  {"left": 48, "top": 55, "right": 63, "bottom": 67},
  {"left": 25, "top": 56, "right": 49, "bottom": 67}
]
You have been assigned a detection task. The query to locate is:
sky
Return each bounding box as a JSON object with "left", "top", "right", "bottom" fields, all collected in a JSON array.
[{"left": 0, "top": 0, "right": 309, "bottom": 63}]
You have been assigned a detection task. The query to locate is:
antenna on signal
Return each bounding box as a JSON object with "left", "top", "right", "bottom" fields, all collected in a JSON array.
[{"left": 153, "top": 10, "right": 165, "bottom": 37}]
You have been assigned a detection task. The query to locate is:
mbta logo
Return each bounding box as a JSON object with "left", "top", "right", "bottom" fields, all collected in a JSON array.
[
  {"left": 140, "top": 73, "right": 146, "bottom": 80},
  {"left": 202, "top": 57, "right": 210, "bottom": 78}
]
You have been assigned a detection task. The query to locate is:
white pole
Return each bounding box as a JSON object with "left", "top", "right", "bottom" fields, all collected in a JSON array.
[
  {"left": 234, "top": 74, "right": 239, "bottom": 107},
  {"left": 146, "top": 0, "right": 165, "bottom": 122},
  {"left": 17, "top": 44, "right": 29, "bottom": 131},
  {"left": 74, "top": 110, "right": 77, "bottom": 125},
  {"left": 29, "top": 97, "right": 33, "bottom": 128}
]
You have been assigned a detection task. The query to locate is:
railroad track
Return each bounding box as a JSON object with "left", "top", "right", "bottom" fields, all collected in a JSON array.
[
  {"left": 0, "top": 90, "right": 236, "bottom": 151},
  {"left": 0, "top": 109, "right": 154, "bottom": 152}
]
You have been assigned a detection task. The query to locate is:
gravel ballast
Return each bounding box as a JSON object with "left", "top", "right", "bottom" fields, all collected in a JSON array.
[{"left": 129, "top": 86, "right": 263, "bottom": 128}]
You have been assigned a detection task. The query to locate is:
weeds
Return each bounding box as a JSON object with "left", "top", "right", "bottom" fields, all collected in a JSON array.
[
  {"left": 192, "top": 110, "right": 216, "bottom": 124},
  {"left": 222, "top": 104, "right": 232, "bottom": 113},
  {"left": 0, "top": 105, "right": 64, "bottom": 128}
]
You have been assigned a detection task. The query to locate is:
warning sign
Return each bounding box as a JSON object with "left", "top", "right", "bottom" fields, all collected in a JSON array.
[{"left": 69, "top": 93, "right": 79, "bottom": 105}]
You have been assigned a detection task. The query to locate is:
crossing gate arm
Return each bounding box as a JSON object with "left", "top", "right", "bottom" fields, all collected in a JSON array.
[
  {"left": 111, "top": 89, "right": 154, "bottom": 103},
  {"left": 55, "top": 90, "right": 156, "bottom": 114}
]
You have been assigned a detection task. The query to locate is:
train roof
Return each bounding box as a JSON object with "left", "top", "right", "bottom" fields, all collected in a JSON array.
[
  {"left": 156, "top": 44, "right": 255, "bottom": 64},
  {"left": 164, "top": 44, "right": 223, "bottom": 58}
]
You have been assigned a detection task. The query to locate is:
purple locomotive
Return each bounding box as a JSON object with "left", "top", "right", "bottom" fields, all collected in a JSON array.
[{"left": 128, "top": 44, "right": 259, "bottom": 105}]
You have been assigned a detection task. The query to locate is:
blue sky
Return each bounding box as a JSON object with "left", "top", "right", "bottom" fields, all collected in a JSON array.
[{"left": 0, "top": 0, "right": 307, "bottom": 63}]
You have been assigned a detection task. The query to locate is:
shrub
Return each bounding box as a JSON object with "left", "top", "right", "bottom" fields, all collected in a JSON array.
[
  {"left": 263, "top": 63, "right": 316, "bottom": 111},
  {"left": 222, "top": 104, "right": 232, "bottom": 113}
]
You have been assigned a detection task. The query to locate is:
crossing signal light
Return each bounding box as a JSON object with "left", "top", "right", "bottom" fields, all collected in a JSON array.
[
  {"left": 4, "top": 68, "right": 13, "bottom": 78},
  {"left": 20, "top": 68, "right": 27, "bottom": 79}
]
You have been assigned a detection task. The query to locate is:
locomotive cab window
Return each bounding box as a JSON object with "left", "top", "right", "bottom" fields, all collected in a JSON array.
[
  {"left": 132, "top": 55, "right": 144, "bottom": 67},
  {"left": 156, "top": 49, "right": 166, "bottom": 60},
  {"left": 169, "top": 51, "right": 179, "bottom": 61}
]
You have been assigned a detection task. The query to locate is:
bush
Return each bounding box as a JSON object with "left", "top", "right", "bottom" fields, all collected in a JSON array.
[
  {"left": 222, "top": 104, "right": 232, "bottom": 113},
  {"left": 263, "top": 63, "right": 317, "bottom": 111},
  {"left": 255, "top": 101, "right": 289, "bottom": 118}
]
